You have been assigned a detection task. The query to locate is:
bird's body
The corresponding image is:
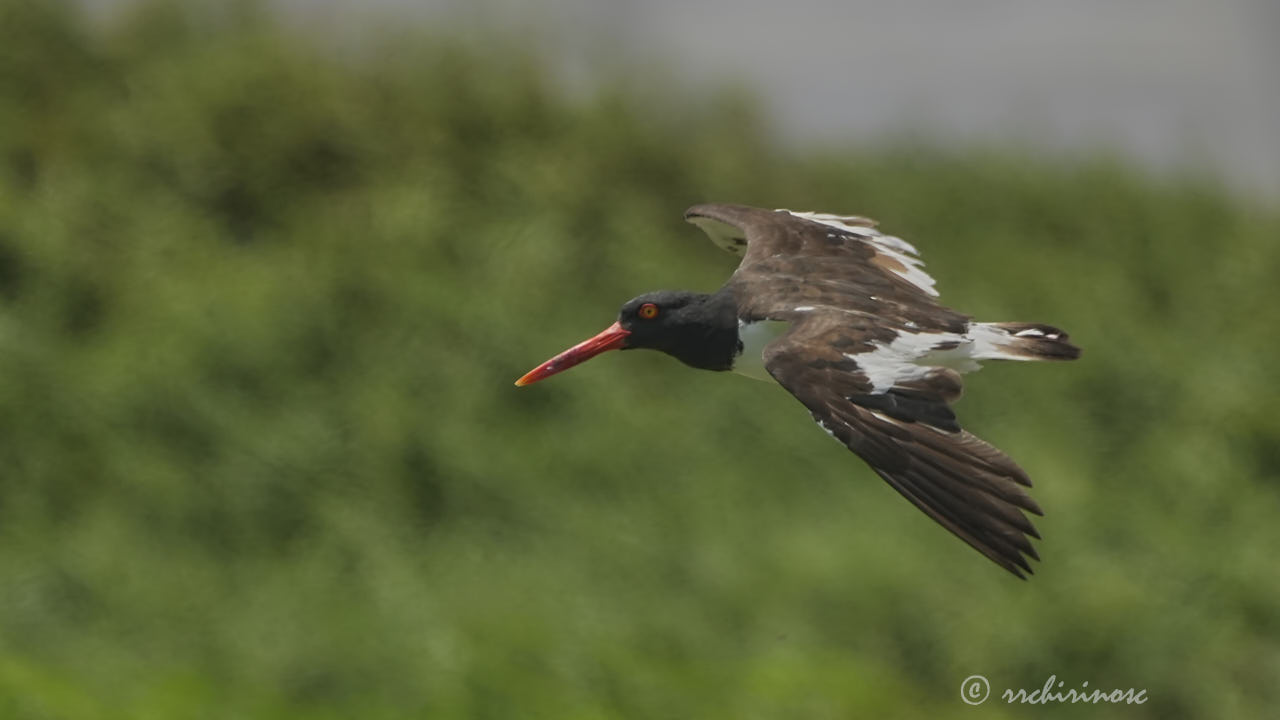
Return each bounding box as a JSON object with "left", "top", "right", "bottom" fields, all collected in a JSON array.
[{"left": 517, "top": 204, "right": 1080, "bottom": 578}]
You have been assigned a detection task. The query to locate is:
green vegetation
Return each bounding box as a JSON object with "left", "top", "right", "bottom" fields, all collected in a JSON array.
[{"left": 1, "top": 1, "right": 1277, "bottom": 717}]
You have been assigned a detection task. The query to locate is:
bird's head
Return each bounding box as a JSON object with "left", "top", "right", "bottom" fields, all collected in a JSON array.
[{"left": 515, "top": 289, "right": 737, "bottom": 386}]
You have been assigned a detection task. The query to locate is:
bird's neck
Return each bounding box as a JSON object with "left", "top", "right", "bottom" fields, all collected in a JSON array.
[{"left": 662, "top": 288, "right": 742, "bottom": 372}]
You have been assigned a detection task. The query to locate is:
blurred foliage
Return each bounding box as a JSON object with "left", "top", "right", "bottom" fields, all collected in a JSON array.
[{"left": 0, "top": 0, "right": 1278, "bottom": 718}]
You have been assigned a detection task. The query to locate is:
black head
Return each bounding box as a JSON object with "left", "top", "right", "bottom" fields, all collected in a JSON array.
[
  {"left": 615, "top": 290, "right": 739, "bottom": 370},
  {"left": 515, "top": 288, "right": 740, "bottom": 386}
]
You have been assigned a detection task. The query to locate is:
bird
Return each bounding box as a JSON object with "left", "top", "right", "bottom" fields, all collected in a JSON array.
[{"left": 515, "top": 203, "right": 1080, "bottom": 578}]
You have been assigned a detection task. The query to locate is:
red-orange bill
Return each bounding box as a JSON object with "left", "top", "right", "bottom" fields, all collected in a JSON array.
[{"left": 514, "top": 321, "right": 631, "bottom": 386}]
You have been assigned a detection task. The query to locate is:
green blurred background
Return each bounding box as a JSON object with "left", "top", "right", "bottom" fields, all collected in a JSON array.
[{"left": 1, "top": 1, "right": 1278, "bottom": 717}]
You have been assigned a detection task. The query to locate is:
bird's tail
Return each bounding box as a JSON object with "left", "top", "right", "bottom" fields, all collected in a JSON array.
[{"left": 970, "top": 321, "right": 1081, "bottom": 361}]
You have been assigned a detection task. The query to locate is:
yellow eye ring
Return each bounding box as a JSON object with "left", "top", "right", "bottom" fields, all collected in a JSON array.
[{"left": 638, "top": 303, "right": 659, "bottom": 320}]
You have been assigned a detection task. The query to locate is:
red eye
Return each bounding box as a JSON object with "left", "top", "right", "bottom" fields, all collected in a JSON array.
[{"left": 638, "top": 303, "right": 659, "bottom": 319}]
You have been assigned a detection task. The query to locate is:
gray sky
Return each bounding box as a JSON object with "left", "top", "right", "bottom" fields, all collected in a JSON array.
[{"left": 91, "top": 0, "right": 1280, "bottom": 202}]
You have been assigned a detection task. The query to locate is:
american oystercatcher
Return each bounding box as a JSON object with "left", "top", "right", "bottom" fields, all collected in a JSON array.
[{"left": 516, "top": 204, "right": 1080, "bottom": 577}]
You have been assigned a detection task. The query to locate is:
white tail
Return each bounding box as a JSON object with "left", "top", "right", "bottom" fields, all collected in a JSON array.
[{"left": 970, "top": 322, "right": 1081, "bottom": 362}]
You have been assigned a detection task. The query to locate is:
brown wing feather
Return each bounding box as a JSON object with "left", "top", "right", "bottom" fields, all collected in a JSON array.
[
  {"left": 762, "top": 316, "right": 1043, "bottom": 578},
  {"left": 684, "top": 203, "right": 966, "bottom": 331}
]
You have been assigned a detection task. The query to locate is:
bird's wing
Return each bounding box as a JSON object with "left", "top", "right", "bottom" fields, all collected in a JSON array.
[
  {"left": 684, "top": 203, "right": 960, "bottom": 329},
  {"left": 761, "top": 313, "right": 1043, "bottom": 577},
  {"left": 685, "top": 203, "right": 1043, "bottom": 576}
]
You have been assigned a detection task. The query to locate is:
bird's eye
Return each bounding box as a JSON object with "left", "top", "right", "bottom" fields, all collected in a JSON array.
[{"left": 638, "top": 303, "right": 659, "bottom": 320}]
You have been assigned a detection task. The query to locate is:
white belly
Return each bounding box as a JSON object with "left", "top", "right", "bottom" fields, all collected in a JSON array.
[{"left": 733, "top": 320, "right": 790, "bottom": 382}]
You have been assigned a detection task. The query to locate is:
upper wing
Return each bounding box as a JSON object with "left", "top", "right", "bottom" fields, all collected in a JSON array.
[
  {"left": 684, "top": 203, "right": 961, "bottom": 329},
  {"left": 762, "top": 314, "right": 1044, "bottom": 578}
]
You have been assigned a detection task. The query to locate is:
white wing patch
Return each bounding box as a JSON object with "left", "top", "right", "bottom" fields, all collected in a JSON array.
[
  {"left": 847, "top": 322, "right": 1040, "bottom": 394},
  {"left": 846, "top": 331, "right": 962, "bottom": 393},
  {"left": 780, "top": 210, "right": 878, "bottom": 235},
  {"left": 780, "top": 209, "right": 940, "bottom": 297}
]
